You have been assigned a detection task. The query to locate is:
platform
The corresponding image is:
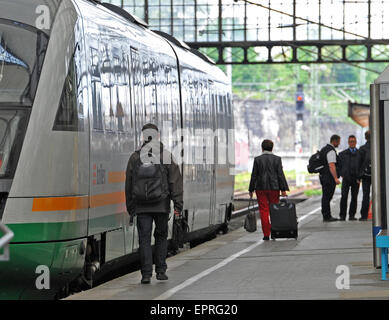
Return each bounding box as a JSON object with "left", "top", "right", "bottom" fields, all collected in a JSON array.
[{"left": 65, "top": 191, "right": 387, "bottom": 300}]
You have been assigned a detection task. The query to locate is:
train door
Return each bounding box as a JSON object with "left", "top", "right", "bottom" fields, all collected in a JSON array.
[
  {"left": 128, "top": 47, "right": 141, "bottom": 252},
  {"left": 128, "top": 46, "right": 158, "bottom": 252},
  {"left": 122, "top": 50, "right": 137, "bottom": 255},
  {"left": 209, "top": 80, "right": 217, "bottom": 226},
  {"left": 130, "top": 47, "right": 143, "bottom": 150},
  {"left": 88, "top": 37, "right": 127, "bottom": 262}
]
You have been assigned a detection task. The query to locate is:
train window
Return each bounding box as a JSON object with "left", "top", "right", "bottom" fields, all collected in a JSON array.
[
  {"left": 115, "top": 53, "right": 130, "bottom": 132},
  {"left": 131, "top": 48, "right": 146, "bottom": 141},
  {"left": 218, "top": 94, "right": 223, "bottom": 113},
  {"left": 150, "top": 59, "right": 158, "bottom": 123},
  {"left": 92, "top": 81, "right": 103, "bottom": 130},
  {"left": 53, "top": 57, "right": 83, "bottom": 131},
  {"left": 90, "top": 47, "right": 104, "bottom": 130},
  {"left": 223, "top": 94, "right": 227, "bottom": 114},
  {"left": 101, "top": 49, "right": 112, "bottom": 87},
  {"left": 91, "top": 48, "right": 100, "bottom": 78},
  {"left": 100, "top": 46, "right": 117, "bottom": 132},
  {"left": 117, "top": 102, "right": 124, "bottom": 132},
  {"left": 227, "top": 94, "right": 232, "bottom": 115},
  {"left": 142, "top": 55, "right": 156, "bottom": 123},
  {"left": 108, "top": 85, "right": 118, "bottom": 132},
  {"left": 113, "top": 55, "right": 121, "bottom": 84}
]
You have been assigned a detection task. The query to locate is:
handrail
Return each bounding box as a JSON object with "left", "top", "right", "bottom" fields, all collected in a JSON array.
[{"left": 0, "top": 223, "right": 13, "bottom": 261}]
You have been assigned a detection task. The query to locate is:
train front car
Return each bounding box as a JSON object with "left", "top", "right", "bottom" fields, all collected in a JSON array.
[{"left": 0, "top": 0, "right": 89, "bottom": 299}]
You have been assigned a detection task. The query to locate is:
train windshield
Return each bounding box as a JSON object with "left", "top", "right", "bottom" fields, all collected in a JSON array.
[
  {"left": 0, "top": 109, "right": 29, "bottom": 179},
  {"left": 0, "top": 18, "right": 49, "bottom": 105}
]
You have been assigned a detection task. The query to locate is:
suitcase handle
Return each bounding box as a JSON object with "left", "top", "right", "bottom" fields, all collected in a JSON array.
[
  {"left": 279, "top": 196, "right": 289, "bottom": 205},
  {"left": 248, "top": 198, "right": 257, "bottom": 210}
]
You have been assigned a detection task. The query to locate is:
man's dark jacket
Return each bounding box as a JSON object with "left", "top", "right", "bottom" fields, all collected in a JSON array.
[
  {"left": 319, "top": 144, "right": 340, "bottom": 179},
  {"left": 359, "top": 140, "right": 371, "bottom": 178},
  {"left": 125, "top": 141, "right": 183, "bottom": 215},
  {"left": 338, "top": 148, "right": 362, "bottom": 180},
  {"left": 249, "top": 152, "right": 289, "bottom": 192}
]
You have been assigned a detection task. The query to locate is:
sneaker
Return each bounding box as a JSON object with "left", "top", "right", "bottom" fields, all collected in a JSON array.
[
  {"left": 349, "top": 217, "right": 357, "bottom": 221},
  {"left": 323, "top": 216, "right": 338, "bottom": 222},
  {"left": 141, "top": 275, "right": 151, "bottom": 284},
  {"left": 262, "top": 236, "right": 270, "bottom": 241},
  {"left": 156, "top": 272, "right": 168, "bottom": 281},
  {"left": 338, "top": 217, "right": 346, "bottom": 221}
]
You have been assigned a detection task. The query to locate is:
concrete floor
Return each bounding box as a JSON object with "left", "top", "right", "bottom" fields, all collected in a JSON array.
[{"left": 66, "top": 190, "right": 389, "bottom": 300}]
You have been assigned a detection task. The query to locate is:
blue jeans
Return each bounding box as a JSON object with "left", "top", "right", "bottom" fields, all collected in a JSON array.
[{"left": 136, "top": 213, "right": 169, "bottom": 276}]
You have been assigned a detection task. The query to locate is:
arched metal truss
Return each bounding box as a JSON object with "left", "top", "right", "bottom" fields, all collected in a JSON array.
[{"left": 106, "top": 0, "right": 389, "bottom": 64}]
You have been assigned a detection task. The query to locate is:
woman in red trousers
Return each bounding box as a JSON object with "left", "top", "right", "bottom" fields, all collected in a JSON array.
[{"left": 248, "top": 139, "right": 289, "bottom": 240}]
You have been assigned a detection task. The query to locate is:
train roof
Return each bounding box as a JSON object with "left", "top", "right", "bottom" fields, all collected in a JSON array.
[
  {"left": 84, "top": 1, "right": 229, "bottom": 85},
  {"left": 99, "top": 2, "right": 149, "bottom": 28}
]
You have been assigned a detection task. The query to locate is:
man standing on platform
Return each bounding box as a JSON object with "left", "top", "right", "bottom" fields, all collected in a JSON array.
[
  {"left": 319, "top": 135, "right": 341, "bottom": 222},
  {"left": 248, "top": 139, "right": 289, "bottom": 241},
  {"left": 338, "top": 135, "right": 362, "bottom": 221},
  {"left": 359, "top": 130, "right": 371, "bottom": 221}
]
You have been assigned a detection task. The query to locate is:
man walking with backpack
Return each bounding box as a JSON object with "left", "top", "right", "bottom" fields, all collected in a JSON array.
[
  {"left": 318, "top": 135, "right": 341, "bottom": 222},
  {"left": 125, "top": 123, "right": 183, "bottom": 284}
]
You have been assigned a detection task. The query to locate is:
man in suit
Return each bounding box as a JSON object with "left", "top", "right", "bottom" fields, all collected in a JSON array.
[
  {"left": 249, "top": 139, "right": 289, "bottom": 240},
  {"left": 358, "top": 130, "right": 371, "bottom": 221},
  {"left": 338, "top": 135, "right": 362, "bottom": 221}
]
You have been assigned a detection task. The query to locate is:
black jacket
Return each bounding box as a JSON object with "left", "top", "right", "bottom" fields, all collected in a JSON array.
[
  {"left": 359, "top": 141, "right": 371, "bottom": 178},
  {"left": 248, "top": 153, "right": 289, "bottom": 192},
  {"left": 318, "top": 144, "right": 341, "bottom": 182},
  {"left": 125, "top": 141, "right": 183, "bottom": 215},
  {"left": 338, "top": 148, "right": 363, "bottom": 180}
]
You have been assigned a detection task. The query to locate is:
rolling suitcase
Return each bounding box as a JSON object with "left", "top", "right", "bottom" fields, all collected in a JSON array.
[{"left": 270, "top": 198, "right": 298, "bottom": 239}]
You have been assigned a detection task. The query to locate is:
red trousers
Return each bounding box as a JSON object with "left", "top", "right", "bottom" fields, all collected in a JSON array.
[{"left": 255, "top": 190, "right": 280, "bottom": 237}]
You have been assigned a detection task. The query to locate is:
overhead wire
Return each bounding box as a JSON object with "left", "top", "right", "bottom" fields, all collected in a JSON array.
[{"left": 235, "top": 0, "right": 384, "bottom": 73}]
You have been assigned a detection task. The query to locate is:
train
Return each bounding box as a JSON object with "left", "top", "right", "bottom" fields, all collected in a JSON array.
[
  {"left": 371, "top": 65, "right": 389, "bottom": 267},
  {"left": 0, "top": 0, "right": 234, "bottom": 299}
]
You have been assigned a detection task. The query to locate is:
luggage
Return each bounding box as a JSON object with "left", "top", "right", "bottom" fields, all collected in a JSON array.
[
  {"left": 244, "top": 199, "right": 257, "bottom": 232},
  {"left": 171, "top": 214, "right": 189, "bottom": 251},
  {"left": 270, "top": 198, "right": 298, "bottom": 239}
]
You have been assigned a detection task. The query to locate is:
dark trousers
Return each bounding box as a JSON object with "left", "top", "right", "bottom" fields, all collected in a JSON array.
[
  {"left": 360, "top": 177, "right": 371, "bottom": 219},
  {"left": 339, "top": 178, "right": 360, "bottom": 219},
  {"left": 136, "top": 212, "right": 169, "bottom": 277},
  {"left": 320, "top": 175, "right": 336, "bottom": 219}
]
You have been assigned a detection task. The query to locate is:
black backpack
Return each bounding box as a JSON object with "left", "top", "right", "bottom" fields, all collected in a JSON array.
[
  {"left": 307, "top": 150, "right": 326, "bottom": 174},
  {"left": 132, "top": 153, "right": 169, "bottom": 204}
]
